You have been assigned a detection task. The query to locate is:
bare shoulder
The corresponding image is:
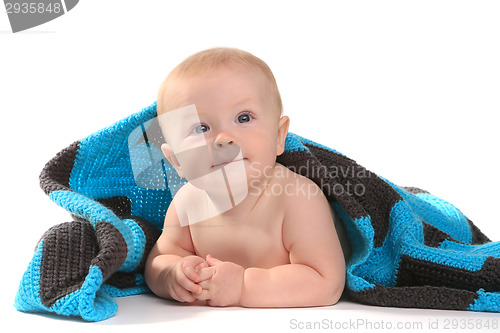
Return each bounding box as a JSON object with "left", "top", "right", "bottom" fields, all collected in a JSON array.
[
  {"left": 273, "top": 163, "right": 326, "bottom": 204},
  {"left": 274, "top": 162, "right": 330, "bottom": 214},
  {"left": 172, "top": 182, "right": 198, "bottom": 205}
]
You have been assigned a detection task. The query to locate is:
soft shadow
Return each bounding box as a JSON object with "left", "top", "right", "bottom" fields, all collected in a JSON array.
[
  {"left": 100, "top": 294, "right": 228, "bottom": 325},
  {"left": 21, "top": 311, "right": 89, "bottom": 323}
]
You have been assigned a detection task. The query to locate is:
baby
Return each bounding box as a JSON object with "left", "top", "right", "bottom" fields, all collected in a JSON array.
[{"left": 144, "top": 47, "right": 346, "bottom": 307}]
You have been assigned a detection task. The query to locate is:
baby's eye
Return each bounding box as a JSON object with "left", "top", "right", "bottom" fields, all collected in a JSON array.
[
  {"left": 193, "top": 124, "right": 209, "bottom": 134},
  {"left": 236, "top": 113, "right": 253, "bottom": 123}
]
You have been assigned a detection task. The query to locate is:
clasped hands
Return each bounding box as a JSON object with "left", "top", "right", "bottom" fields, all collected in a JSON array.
[{"left": 166, "top": 254, "right": 245, "bottom": 306}]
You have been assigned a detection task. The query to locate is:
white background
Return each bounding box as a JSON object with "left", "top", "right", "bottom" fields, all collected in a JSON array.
[{"left": 1, "top": 1, "right": 499, "bottom": 332}]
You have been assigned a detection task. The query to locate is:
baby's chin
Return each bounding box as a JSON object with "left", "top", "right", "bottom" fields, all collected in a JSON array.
[
  {"left": 189, "top": 175, "right": 250, "bottom": 210},
  {"left": 188, "top": 160, "right": 249, "bottom": 191}
]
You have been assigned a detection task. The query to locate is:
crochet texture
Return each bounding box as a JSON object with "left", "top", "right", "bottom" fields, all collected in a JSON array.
[{"left": 14, "top": 102, "right": 500, "bottom": 321}]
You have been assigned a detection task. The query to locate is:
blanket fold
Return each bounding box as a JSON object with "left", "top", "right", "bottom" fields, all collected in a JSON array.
[{"left": 15, "top": 102, "right": 500, "bottom": 321}]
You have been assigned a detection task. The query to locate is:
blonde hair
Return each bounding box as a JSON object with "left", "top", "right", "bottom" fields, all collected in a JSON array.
[{"left": 157, "top": 47, "right": 283, "bottom": 116}]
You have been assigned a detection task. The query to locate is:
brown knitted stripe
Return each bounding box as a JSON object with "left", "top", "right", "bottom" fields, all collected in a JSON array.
[
  {"left": 91, "top": 221, "right": 128, "bottom": 281},
  {"left": 106, "top": 272, "right": 138, "bottom": 289},
  {"left": 422, "top": 221, "right": 455, "bottom": 247},
  {"left": 39, "top": 221, "right": 98, "bottom": 308},
  {"left": 347, "top": 284, "right": 478, "bottom": 310},
  {"left": 39, "top": 141, "right": 80, "bottom": 195},
  {"left": 402, "top": 186, "right": 430, "bottom": 194},
  {"left": 39, "top": 220, "right": 129, "bottom": 307},
  {"left": 396, "top": 255, "right": 500, "bottom": 292}
]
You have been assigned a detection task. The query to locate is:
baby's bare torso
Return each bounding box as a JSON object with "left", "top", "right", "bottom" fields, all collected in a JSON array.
[{"left": 187, "top": 164, "right": 295, "bottom": 269}]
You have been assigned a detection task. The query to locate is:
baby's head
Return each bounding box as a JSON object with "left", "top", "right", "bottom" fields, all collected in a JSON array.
[
  {"left": 157, "top": 47, "right": 283, "bottom": 118},
  {"left": 157, "top": 47, "right": 289, "bottom": 191}
]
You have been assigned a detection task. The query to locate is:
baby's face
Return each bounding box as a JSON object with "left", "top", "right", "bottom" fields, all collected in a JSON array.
[{"left": 159, "top": 66, "right": 288, "bottom": 193}]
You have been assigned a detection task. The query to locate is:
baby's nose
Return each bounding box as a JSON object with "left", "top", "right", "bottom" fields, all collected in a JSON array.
[
  {"left": 213, "top": 133, "right": 236, "bottom": 150},
  {"left": 214, "top": 140, "right": 234, "bottom": 149}
]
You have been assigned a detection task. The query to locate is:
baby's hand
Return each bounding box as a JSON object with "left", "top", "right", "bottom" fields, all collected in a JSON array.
[
  {"left": 195, "top": 254, "right": 245, "bottom": 306},
  {"left": 166, "top": 255, "right": 210, "bottom": 303}
]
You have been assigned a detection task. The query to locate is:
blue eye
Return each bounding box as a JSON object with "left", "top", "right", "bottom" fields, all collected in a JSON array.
[
  {"left": 237, "top": 113, "right": 252, "bottom": 123},
  {"left": 193, "top": 124, "right": 209, "bottom": 133}
]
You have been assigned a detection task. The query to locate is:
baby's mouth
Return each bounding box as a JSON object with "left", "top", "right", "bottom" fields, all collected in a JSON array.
[
  {"left": 209, "top": 142, "right": 242, "bottom": 168},
  {"left": 211, "top": 158, "right": 245, "bottom": 168}
]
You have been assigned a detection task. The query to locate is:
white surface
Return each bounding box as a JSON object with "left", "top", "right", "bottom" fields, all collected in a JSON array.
[
  {"left": 7, "top": 294, "right": 500, "bottom": 333},
  {"left": 1, "top": 1, "right": 500, "bottom": 332}
]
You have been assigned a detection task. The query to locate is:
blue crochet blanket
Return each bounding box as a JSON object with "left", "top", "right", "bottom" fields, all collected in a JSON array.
[{"left": 15, "top": 102, "right": 500, "bottom": 321}]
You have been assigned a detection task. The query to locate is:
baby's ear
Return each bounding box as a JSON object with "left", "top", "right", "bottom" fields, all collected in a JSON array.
[
  {"left": 276, "top": 116, "right": 290, "bottom": 156},
  {"left": 161, "top": 143, "right": 185, "bottom": 178}
]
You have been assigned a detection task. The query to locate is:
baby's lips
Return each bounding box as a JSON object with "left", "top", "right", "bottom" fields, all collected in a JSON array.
[
  {"left": 211, "top": 143, "right": 241, "bottom": 169},
  {"left": 174, "top": 142, "right": 242, "bottom": 178}
]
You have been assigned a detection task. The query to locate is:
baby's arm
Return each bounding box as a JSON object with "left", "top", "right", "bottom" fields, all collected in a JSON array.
[
  {"left": 144, "top": 202, "right": 208, "bottom": 302},
  {"left": 242, "top": 179, "right": 345, "bottom": 306},
  {"left": 197, "top": 177, "right": 346, "bottom": 307}
]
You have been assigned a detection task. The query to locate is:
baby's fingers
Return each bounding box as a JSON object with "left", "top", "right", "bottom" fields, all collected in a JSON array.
[
  {"left": 183, "top": 261, "right": 209, "bottom": 283},
  {"left": 171, "top": 284, "right": 197, "bottom": 303},
  {"left": 177, "top": 266, "right": 203, "bottom": 295},
  {"left": 197, "top": 266, "right": 215, "bottom": 282},
  {"left": 192, "top": 289, "right": 211, "bottom": 301}
]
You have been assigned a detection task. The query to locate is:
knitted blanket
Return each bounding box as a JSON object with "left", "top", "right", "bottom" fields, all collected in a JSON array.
[{"left": 15, "top": 102, "right": 500, "bottom": 321}]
